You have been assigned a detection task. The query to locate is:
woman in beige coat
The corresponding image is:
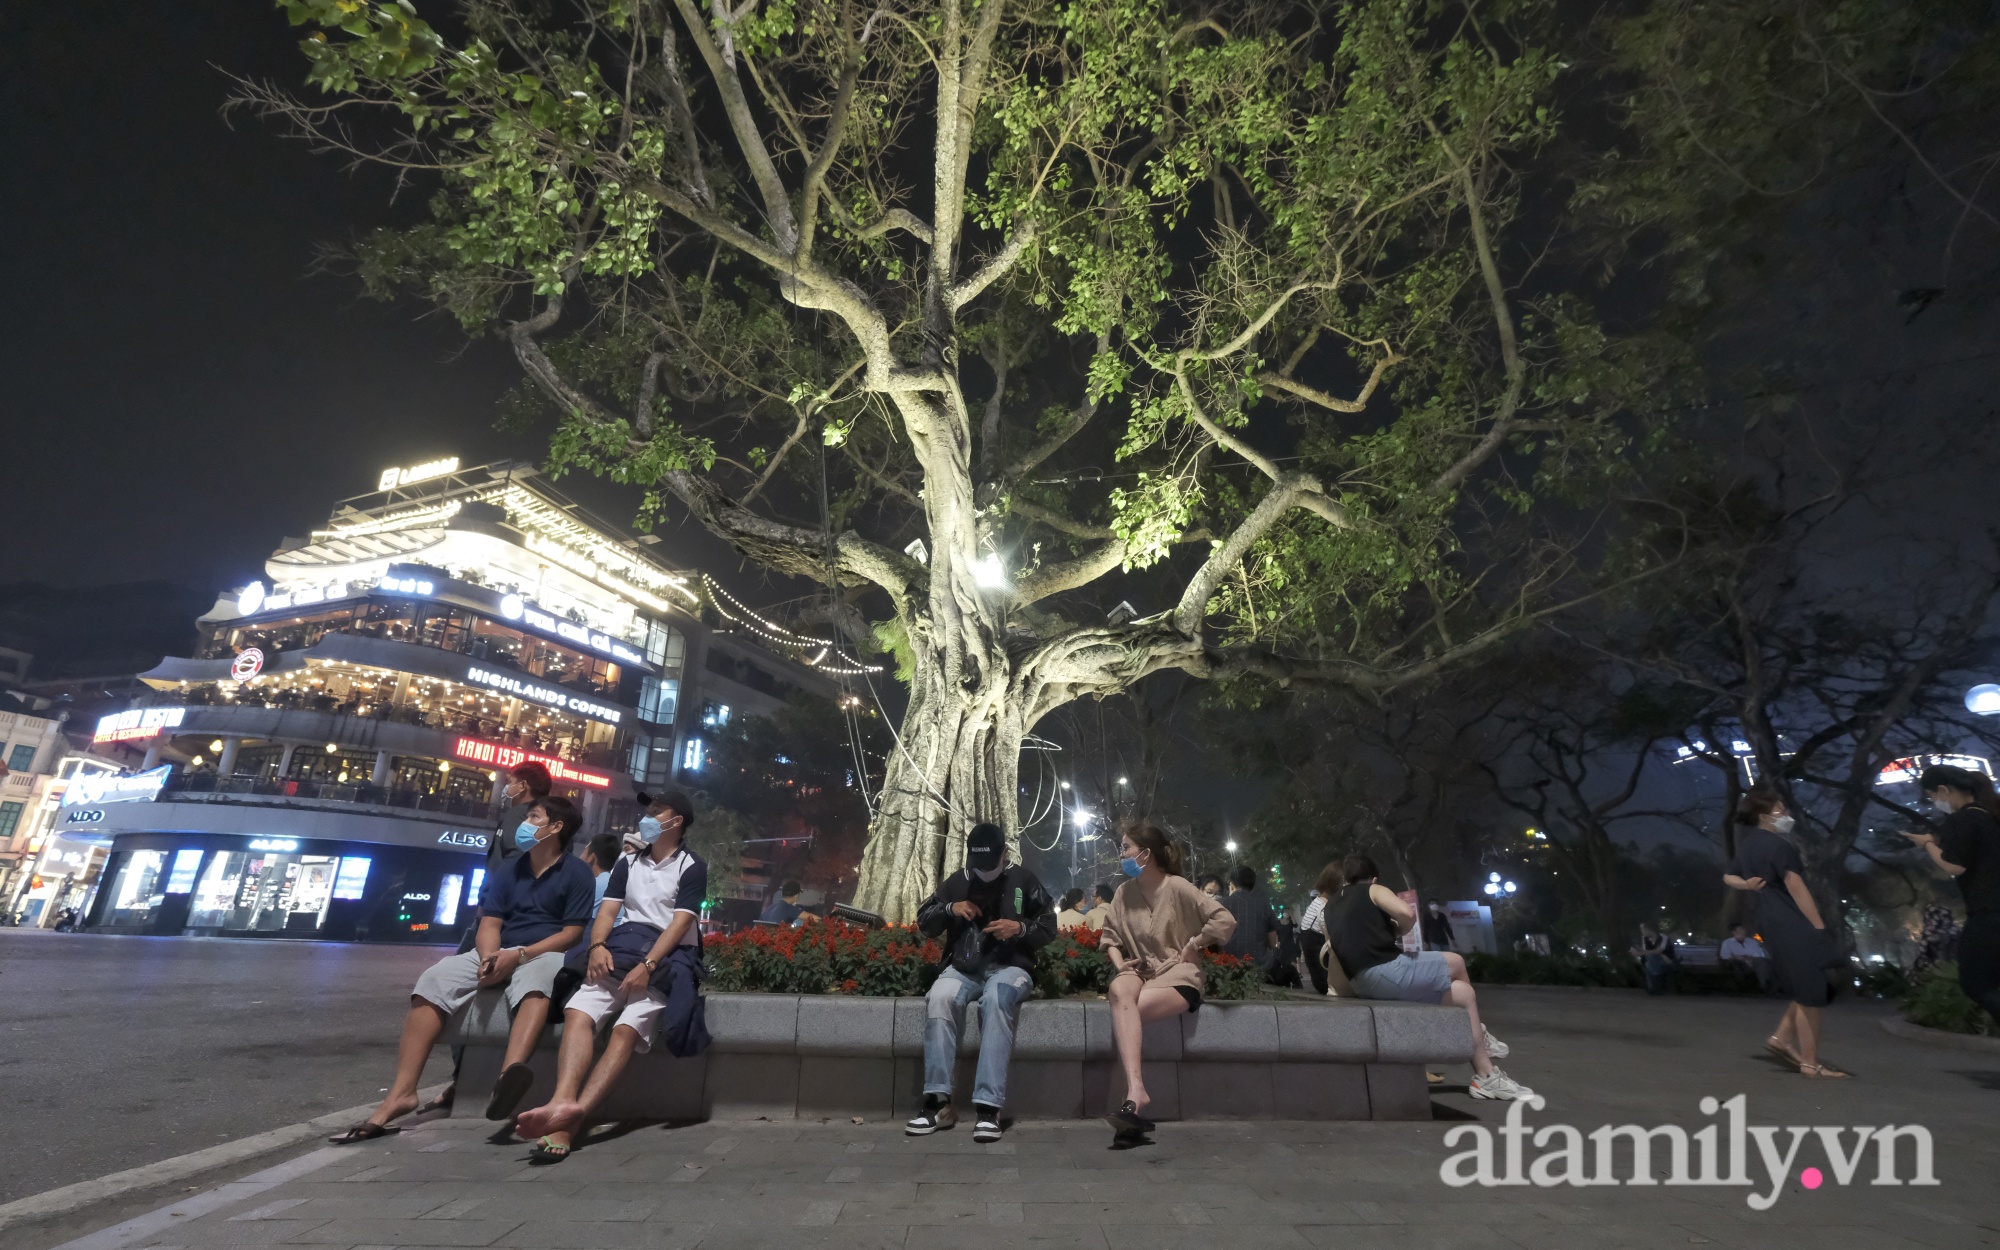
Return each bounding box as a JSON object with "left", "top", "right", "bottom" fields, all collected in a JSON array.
[{"left": 1100, "top": 822, "right": 1235, "bottom": 1137}]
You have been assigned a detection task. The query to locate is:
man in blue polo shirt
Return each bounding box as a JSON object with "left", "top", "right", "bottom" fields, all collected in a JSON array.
[
  {"left": 330, "top": 795, "right": 596, "bottom": 1142},
  {"left": 512, "top": 790, "right": 707, "bottom": 1162}
]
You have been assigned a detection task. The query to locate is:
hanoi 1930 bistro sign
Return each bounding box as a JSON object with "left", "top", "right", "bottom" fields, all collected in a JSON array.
[
  {"left": 450, "top": 737, "right": 612, "bottom": 789},
  {"left": 93, "top": 707, "right": 187, "bottom": 743}
]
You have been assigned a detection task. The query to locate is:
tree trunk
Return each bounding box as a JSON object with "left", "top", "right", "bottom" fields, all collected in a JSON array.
[{"left": 851, "top": 636, "right": 1028, "bottom": 921}]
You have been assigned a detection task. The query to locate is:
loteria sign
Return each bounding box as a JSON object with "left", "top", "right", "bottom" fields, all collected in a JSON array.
[{"left": 451, "top": 736, "right": 613, "bottom": 789}]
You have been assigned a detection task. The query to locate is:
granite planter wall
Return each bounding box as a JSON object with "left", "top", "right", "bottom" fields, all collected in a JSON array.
[{"left": 447, "top": 992, "right": 1473, "bottom": 1123}]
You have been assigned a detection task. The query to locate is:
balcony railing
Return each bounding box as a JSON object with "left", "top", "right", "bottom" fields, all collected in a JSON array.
[{"left": 162, "top": 772, "right": 496, "bottom": 821}]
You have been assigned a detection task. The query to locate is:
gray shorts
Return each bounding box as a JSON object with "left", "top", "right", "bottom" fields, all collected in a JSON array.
[
  {"left": 412, "top": 948, "right": 566, "bottom": 1018},
  {"left": 1350, "top": 951, "right": 1454, "bottom": 1003}
]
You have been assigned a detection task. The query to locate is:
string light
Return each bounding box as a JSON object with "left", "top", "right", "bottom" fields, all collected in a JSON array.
[{"left": 702, "top": 575, "right": 884, "bottom": 673}]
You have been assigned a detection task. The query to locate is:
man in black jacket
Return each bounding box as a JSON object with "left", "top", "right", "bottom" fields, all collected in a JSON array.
[{"left": 906, "top": 822, "right": 1055, "bottom": 1143}]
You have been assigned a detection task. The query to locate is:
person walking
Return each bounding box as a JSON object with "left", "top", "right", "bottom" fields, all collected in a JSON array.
[
  {"left": 1100, "top": 823, "right": 1235, "bottom": 1140},
  {"left": 1724, "top": 786, "right": 1846, "bottom": 1078},
  {"left": 1420, "top": 900, "right": 1455, "bottom": 952},
  {"left": 907, "top": 823, "right": 1058, "bottom": 1143},
  {"left": 1905, "top": 764, "right": 2000, "bottom": 1022},
  {"left": 1322, "top": 856, "right": 1533, "bottom": 1100}
]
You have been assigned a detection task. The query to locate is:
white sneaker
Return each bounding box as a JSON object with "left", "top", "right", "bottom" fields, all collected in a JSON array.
[
  {"left": 904, "top": 1101, "right": 956, "bottom": 1135},
  {"left": 1482, "top": 1027, "right": 1510, "bottom": 1059},
  {"left": 972, "top": 1107, "right": 1003, "bottom": 1143},
  {"left": 1469, "top": 1068, "right": 1535, "bottom": 1101}
]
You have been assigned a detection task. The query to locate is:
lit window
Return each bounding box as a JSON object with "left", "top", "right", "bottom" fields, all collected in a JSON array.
[
  {"left": 331, "top": 857, "right": 372, "bottom": 900},
  {"left": 701, "top": 702, "right": 731, "bottom": 728},
  {"left": 165, "top": 848, "right": 205, "bottom": 894},
  {"left": 435, "top": 874, "right": 464, "bottom": 927},
  {"left": 682, "top": 737, "right": 706, "bottom": 772}
]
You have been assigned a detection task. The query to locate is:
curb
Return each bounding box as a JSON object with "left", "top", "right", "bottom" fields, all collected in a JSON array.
[
  {"left": 0, "top": 1083, "right": 446, "bottom": 1238},
  {"left": 1878, "top": 1014, "right": 2000, "bottom": 1054}
]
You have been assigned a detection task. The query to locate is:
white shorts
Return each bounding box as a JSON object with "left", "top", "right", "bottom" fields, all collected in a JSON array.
[{"left": 564, "top": 975, "right": 666, "bottom": 1051}]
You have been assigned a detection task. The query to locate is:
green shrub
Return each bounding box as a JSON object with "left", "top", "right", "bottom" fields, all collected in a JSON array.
[{"left": 1900, "top": 962, "right": 1998, "bottom": 1036}]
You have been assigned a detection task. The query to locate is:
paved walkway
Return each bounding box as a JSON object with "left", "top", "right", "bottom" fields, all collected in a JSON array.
[{"left": 40, "top": 989, "right": 2000, "bottom": 1249}]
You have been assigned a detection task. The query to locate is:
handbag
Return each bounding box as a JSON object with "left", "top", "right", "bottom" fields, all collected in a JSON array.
[{"left": 1319, "top": 916, "right": 1358, "bottom": 998}]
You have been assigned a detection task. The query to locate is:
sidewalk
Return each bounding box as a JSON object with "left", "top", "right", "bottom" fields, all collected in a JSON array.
[{"left": 43, "top": 988, "right": 2000, "bottom": 1250}]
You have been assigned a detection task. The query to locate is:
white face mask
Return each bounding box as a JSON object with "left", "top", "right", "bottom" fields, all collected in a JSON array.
[
  {"left": 1932, "top": 796, "right": 1955, "bottom": 815},
  {"left": 1770, "top": 813, "right": 1795, "bottom": 834}
]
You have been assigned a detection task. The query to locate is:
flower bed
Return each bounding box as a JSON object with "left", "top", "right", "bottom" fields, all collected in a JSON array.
[{"left": 705, "top": 919, "right": 1266, "bottom": 1000}]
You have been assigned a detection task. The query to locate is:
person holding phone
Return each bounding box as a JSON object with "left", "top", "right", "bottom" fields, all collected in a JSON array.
[{"left": 1905, "top": 765, "right": 2000, "bottom": 1022}]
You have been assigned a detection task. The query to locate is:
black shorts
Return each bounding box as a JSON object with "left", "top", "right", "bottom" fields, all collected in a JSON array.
[{"left": 1174, "top": 986, "right": 1202, "bottom": 1013}]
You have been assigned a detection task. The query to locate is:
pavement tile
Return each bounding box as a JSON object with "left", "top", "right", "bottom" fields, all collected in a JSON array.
[
  {"left": 1295, "top": 1226, "right": 1534, "bottom": 1250},
  {"left": 480, "top": 1220, "right": 713, "bottom": 1248},
  {"left": 139, "top": 1220, "right": 332, "bottom": 1247},
  {"left": 693, "top": 1230, "right": 909, "bottom": 1250},
  {"left": 272, "top": 1218, "right": 525, "bottom": 1246},
  {"left": 1103, "top": 1227, "right": 1315, "bottom": 1250}
]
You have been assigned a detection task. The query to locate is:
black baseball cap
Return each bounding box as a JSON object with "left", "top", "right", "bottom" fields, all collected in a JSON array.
[{"left": 966, "top": 822, "right": 1005, "bottom": 872}]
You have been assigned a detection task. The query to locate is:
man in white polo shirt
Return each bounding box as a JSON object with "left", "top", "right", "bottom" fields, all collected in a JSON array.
[{"left": 511, "top": 790, "right": 707, "bottom": 1162}]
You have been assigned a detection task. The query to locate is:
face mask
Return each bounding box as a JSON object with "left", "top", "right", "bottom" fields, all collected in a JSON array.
[
  {"left": 971, "top": 864, "right": 1003, "bottom": 882},
  {"left": 637, "top": 815, "right": 663, "bottom": 843},
  {"left": 1120, "top": 856, "right": 1144, "bottom": 878},
  {"left": 513, "top": 820, "right": 543, "bottom": 852},
  {"left": 1770, "top": 813, "right": 1795, "bottom": 834},
  {"left": 1932, "top": 797, "right": 1955, "bottom": 815}
]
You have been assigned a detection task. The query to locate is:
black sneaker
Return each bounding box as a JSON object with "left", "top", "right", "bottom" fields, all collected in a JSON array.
[
  {"left": 971, "top": 1104, "right": 1002, "bottom": 1143},
  {"left": 905, "top": 1096, "right": 956, "bottom": 1136}
]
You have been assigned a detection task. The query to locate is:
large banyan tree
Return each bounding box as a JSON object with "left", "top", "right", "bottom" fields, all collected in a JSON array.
[{"left": 254, "top": 0, "right": 1656, "bottom": 917}]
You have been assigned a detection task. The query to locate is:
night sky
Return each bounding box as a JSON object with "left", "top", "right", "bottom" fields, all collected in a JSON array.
[{"left": 0, "top": 2, "right": 742, "bottom": 600}]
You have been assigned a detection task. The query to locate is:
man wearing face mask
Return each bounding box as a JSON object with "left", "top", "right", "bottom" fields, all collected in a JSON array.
[
  {"left": 907, "top": 823, "right": 1056, "bottom": 1142},
  {"left": 512, "top": 791, "right": 709, "bottom": 1162},
  {"left": 330, "top": 796, "right": 596, "bottom": 1142}
]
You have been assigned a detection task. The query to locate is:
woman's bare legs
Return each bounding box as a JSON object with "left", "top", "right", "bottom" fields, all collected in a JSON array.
[
  {"left": 1108, "top": 972, "right": 1190, "bottom": 1116},
  {"left": 1434, "top": 953, "right": 1496, "bottom": 1078}
]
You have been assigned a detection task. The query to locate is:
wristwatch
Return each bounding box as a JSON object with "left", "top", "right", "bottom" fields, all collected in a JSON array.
[{"left": 642, "top": 956, "right": 659, "bottom": 971}]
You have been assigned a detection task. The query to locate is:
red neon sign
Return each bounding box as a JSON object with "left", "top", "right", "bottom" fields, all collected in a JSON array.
[{"left": 451, "top": 737, "right": 612, "bottom": 789}]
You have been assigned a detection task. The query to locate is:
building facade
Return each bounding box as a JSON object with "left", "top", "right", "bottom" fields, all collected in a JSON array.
[{"left": 73, "top": 457, "right": 843, "bottom": 942}]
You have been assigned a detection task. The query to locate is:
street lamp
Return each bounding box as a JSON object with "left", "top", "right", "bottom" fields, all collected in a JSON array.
[
  {"left": 1967, "top": 683, "right": 2000, "bottom": 715},
  {"left": 1225, "top": 840, "right": 1238, "bottom": 854}
]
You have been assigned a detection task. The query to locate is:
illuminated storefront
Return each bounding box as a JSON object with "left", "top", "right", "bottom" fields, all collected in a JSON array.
[{"left": 78, "top": 456, "right": 843, "bottom": 941}]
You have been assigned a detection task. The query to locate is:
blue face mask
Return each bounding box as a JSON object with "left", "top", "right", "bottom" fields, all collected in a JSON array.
[
  {"left": 1120, "top": 856, "right": 1144, "bottom": 878},
  {"left": 513, "top": 820, "right": 542, "bottom": 852},
  {"left": 637, "top": 815, "right": 663, "bottom": 844}
]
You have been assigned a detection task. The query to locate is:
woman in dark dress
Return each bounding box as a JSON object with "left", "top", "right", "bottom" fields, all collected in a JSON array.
[
  {"left": 1905, "top": 765, "right": 2000, "bottom": 1022},
  {"left": 1723, "top": 786, "right": 1846, "bottom": 1078}
]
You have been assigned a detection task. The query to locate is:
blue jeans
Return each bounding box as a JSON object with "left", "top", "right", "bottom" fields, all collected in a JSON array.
[{"left": 924, "top": 964, "right": 1033, "bottom": 1109}]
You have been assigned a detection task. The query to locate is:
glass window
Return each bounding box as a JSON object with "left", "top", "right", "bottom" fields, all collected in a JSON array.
[
  {"left": 332, "top": 857, "right": 371, "bottom": 900},
  {"left": 189, "top": 853, "right": 250, "bottom": 928},
  {"left": 644, "top": 620, "right": 685, "bottom": 670},
  {"left": 227, "top": 853, "right": 338, "bottom": 932},
  {"left": 165, "top": 848, "right": 204, "bottom": 894},
  {"left": 6, "top": 743, "right": 34, "bottom": 772},
  {"left": 701, "top": 701, "right": 731, "bottom": 728},
  {"left": 435, "top": 874, "right": 465, "bottom": 927},
  {"left": 107, "top": 850, "right": 167, "bottom": 926},
  {"left": 638, "top": 676, "right": 680, "bottom": 725},
  {"left": 0, "top": 801, "right": 23, "bottom": 840}
]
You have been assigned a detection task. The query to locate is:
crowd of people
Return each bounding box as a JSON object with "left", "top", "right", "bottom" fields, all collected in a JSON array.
[{"left": 322, "top": 763, "right": 1997, "bottom": 1154}]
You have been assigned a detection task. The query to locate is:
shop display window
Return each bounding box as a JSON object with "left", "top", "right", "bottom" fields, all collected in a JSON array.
[
  {"left": 332, "top": 856, "right": 370, "bottom": 899},
  {"left": 435, "top": 873, "right": 465, "bottom": 927},
  {"left": 165, "top": 848, "right": 204, "bottom": 894},
  {"left": 106, "top": 850, "right": 167, "bottom": 926},
  {"left": 192, "top": 851, "right": 342, "bottom": 932}
]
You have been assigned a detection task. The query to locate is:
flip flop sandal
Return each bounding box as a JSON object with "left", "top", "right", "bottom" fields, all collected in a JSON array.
[
  {"left": 1104, "top": 1100, "right": 1154, "bottom": 1136},
  {"left": 529, "top": 1136, "right": 572, "bottom": 1164},
  {"left": 485, "top": 1063, "right": 536, "bottom": 1121},
  {"left": 328, "top": 1121, "right": 401, "bottom": 1144}
]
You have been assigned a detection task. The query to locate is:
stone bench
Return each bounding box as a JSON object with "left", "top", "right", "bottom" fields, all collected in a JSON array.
[{"left": 444, "top": 992, "right": 1472, "bottom": 1123}]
